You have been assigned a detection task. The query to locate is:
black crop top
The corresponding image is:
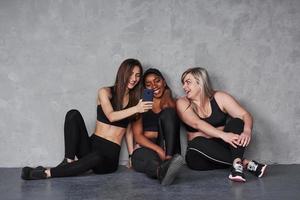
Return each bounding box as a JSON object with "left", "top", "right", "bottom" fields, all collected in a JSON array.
[
  {"left": 97, "top": 105, "right": 130, "bottom": 128},
  {"left": 142, "top": 110, "right": 160, "bottom": 132},
  {"left": 184, "top": 97, "right": 228, "bottom": 132},
  {"left": 96, "top": 87, "right": 130, "bottom": 128}
]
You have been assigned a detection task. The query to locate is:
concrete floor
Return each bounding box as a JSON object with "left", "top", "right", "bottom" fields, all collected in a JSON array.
[{"left": 0, "top": 165, "right": 299, "bottom": 200}]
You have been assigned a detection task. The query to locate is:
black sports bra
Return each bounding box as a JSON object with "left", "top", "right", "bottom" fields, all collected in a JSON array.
[
  {"left": 96, "top": 87, "right": 130, "bottom": 128},
  {"left": 184, "top": 97, "right": 228, "bottom": 132},
  {"left": 142, "top": 110, "right": 160, "bottom": 132},
  {"left": 97, "top": 105, "right": 130, "bottom": 128}
]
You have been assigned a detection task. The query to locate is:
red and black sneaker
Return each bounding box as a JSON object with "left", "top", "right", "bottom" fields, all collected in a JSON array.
[
  {"left": 229, "top": 162, "right": 246, "bottom": 182},
  {"left": 247, "top": 160, "right": 267, "bottom": 178}
]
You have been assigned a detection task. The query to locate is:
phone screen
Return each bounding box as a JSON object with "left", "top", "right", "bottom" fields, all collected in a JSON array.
[{"left": 143, "top": 89, "right": 153, "bottom": 101}]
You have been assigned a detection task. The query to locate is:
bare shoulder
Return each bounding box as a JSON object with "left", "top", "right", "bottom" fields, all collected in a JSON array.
[
  {"left": 214, "top": 90, "right": 233, "bottom": 101},
  {"left": 176, "top": 96, "right": 190, "bottom": 110},
  {"left": 98, "top": 87, "right": 112, "bottom": 99},
  {"left": 176, "top": 96, "right": 189, "bottom": 104},
  {"left": 214, "top": 90, "right": 238, "bottom": 111}
]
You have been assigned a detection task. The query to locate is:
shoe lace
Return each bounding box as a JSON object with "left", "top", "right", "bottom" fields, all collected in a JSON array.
[{"left": 247, "top": 161, "right": 258, "bottom": 171}]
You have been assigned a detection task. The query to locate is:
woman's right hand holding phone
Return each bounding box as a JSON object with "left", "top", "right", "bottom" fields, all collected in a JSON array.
[{"left": 136, "top": 99, "right": 153, "bottom": 113}]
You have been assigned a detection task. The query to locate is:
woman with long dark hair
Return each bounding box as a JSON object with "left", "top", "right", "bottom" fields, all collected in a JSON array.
[
  {"left": 21, "top": 58, "right": 153, "bottom": 180},
  {"left": 177, "top": 67, "right": 267, "bottom": 182},
  {"left": 131, "top": 68, "right": 183, "bottom": 186}
]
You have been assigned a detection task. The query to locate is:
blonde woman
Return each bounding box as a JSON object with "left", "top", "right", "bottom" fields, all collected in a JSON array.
[{"left": 176, "top": 67, "right": 267, "bottom": 182}]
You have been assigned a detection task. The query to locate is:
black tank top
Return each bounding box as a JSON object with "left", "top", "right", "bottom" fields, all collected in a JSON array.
[
  {"left": 184, "top": 97, "right": 228, "bottom": 132},
  {"left": 96, "top": 88, "right": 130, "bottom": 128},
  {"left": 142, "top": 110, "right": 160, "bottom": 132}
]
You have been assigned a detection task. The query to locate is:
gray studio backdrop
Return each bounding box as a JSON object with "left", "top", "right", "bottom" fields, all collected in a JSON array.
[{"left": 0, "top": 0, "right": 299, "bottom": 167}]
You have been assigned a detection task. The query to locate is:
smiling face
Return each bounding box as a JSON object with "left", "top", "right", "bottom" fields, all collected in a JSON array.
[
  {"left": 144, "top": 73, "right": 166, "bottom": 98},
  {"left": 127, "top": 65, "right": 141, "bottom": 90},
  {"left": 182, "top": 73, "right": 201, "bottom": 100}
]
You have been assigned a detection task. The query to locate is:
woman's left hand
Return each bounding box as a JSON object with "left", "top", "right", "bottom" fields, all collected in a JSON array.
[{"left": 238, "top": 129, "right": 251, "bottom": 147}]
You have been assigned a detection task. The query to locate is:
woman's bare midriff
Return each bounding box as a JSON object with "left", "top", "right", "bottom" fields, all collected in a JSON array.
[
  {"left": 187, "top": 126, "right": 224, "bottom": 141},
  {"left": 133, "top": 131, "right": 158, "bottom": 150},
  {"left": 144, "top": 131, "right": 158, "bottom": 140},
  {"left": 187, "top": 132, "right": 212, "bottom": 141},
  {"left": 94, "top": 121, "right": 126, "bottom": 145}
]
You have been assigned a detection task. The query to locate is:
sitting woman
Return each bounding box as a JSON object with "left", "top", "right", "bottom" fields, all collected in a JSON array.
[
  {"left": 176, "top": 67, "right": 267, "bottom": 182},
  {"left": 21, "top": 58, "right": 152, "bottom": 180},
  {"left": 131, "top": 68, "right": 184, "bottom": 186}
]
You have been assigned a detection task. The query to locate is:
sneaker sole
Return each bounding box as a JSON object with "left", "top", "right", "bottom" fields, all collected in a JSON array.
[
  {"left": 161, "top": 155, "right": 184, "bottom": 186},
  {"left": 258, "top": 165, "right": 267, "bottom": 178},
  {"left": 229, "top": 174, "right": 246, "bottom": 182}
]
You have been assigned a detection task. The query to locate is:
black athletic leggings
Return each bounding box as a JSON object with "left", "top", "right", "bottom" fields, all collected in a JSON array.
[
  {"left": 157, "top": 108, "right": 181, "bottom": 156},
  {"left": 131, "top": 108, "right": 181, "bottom": 178},
  {"left": 50, "top": 109, "right": 120, "bottom": 177},
  {"left": 186, "top": 118, "right": 245, "bottom": 171},
  {"left": 132, "top": 147, "right": 161, "bottom": 178}
]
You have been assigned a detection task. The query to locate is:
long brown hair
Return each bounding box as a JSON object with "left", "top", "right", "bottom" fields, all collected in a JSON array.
[{"left": 111, "top": 58, "right": 143, "bottom": 111}]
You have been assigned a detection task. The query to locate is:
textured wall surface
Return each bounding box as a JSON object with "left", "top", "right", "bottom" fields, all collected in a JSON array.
[{"left": 0, "top": 0, "right": 299, "bottom": 167}]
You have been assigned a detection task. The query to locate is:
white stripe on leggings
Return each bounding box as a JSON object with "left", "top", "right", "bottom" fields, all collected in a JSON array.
[{"left": 188, "top": 147, "right": 232, "bottom": 166}]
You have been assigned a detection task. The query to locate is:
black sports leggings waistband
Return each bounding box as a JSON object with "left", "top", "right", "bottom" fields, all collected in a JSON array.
[
  {"left": 90, "top": 134, "right": 121, "bottom": 159},
  {"left": 91, "top": 134, "right": 120, "bottom": 148}
]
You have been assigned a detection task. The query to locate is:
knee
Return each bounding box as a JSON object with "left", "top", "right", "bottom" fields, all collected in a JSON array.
[
  {"left": 226, "top": 118, "right": 244, "bottom": 133},
  {"left": 131, "top": 148, "right": 142, "bottom": 162},
  {"left": 159, "top": 108, "right": 178, "bottom": 122},
  {"left": 133, "top": 148, "right": 160, "bottom": 161},
  {"left": 229, "top": 118, "right": 244, "bottom": 125},
  {"left": 132, "top": 148, "right": 160, "bottom": 169},
  {"left": 65, "top": 109, "right": 81, "bottom": 121}
]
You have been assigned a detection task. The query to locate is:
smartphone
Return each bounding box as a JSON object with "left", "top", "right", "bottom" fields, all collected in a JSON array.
[{"left": 142, "top": 89, "right": 153, "bottom": 101}]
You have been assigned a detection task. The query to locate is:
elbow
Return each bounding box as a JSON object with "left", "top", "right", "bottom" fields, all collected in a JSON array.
[
  {"left": 134, "top": 136, "right": 142, "bottom": 144},
  {"left": 106, "top": 114, "right": 116, "bottom": 122},
  {"left": 193, "top": 122, "right": 202, "bottom": 132},
  {"left": 134, "top": 134, "right": 143, "bottom": 145},
  {"left": 248, "top": 112, "right": 253, "bottom": 120},
  {"left": 242, "top": 111, "right": 252, "bottom": 121}
]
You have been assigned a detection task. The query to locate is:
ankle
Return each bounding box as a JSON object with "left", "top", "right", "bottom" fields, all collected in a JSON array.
[
  {"left": 45, "top": 169, "right": 51, "bottom": 178},
  {"left": 242, "top": 159, "right": 250, "bottom": 167},
  {"left": 66, "top": 158, "right": 74, "bottom": 163}
]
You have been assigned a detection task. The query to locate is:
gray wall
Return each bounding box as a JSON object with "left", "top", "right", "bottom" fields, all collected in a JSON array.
[{"left": 0, "top": 0, "right": 299, "bottom": 167}]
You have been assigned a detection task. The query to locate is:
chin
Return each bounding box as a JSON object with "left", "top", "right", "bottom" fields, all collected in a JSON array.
[
  {"left": 127, "top": 84, "right": 136, "bottom": 90},
  {"left": 186, "top": 93, "right": 193, "bottom": 99},
  {"left": 154, "top": 94, "right": 162, "bottom": 99},
  {"left": 154, "top": 90, "right": 164, "bottom": 99}
]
